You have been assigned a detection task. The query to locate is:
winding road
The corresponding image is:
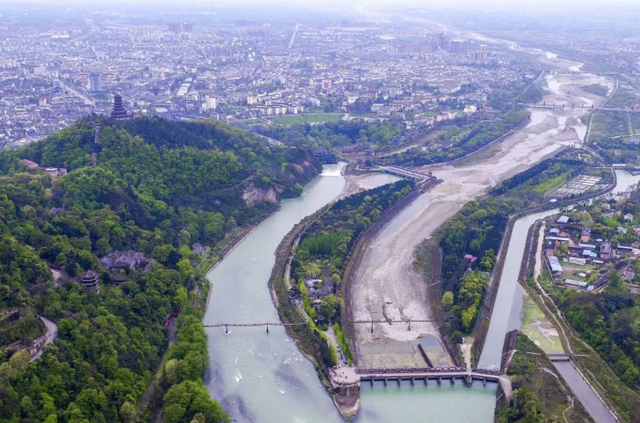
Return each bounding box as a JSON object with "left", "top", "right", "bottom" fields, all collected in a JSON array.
[{"left": 30, "top": 315, "right": 58, "bottom": 362}]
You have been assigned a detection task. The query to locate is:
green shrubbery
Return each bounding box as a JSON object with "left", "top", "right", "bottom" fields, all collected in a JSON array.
[{"left": 0, "top": 116, "right": 318, "bottom": 422}]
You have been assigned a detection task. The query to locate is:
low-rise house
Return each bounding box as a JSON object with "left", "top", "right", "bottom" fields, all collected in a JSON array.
[
  {"left": 578, "top": 243, "right": 596, "bottom": 249},
  {"left": 548, "top": 256, "right": 563, "bottom": 276},
  {"left": 617, "top": 245, "right": 635, "bottom": 255},
  {"left": 564, "top": 279, "right": 588, "bottom": 288},
  {"left": 600, "top": 242, "right": 612, "bottom": 259},
  {"left": 99, "top": 250, "right": 154, "bottom": 274},
  {"left": 569, "top": 257, "right": 587, "bottom": 265},
  {"left": 580, "top": 227, "right": 591, "bottom": 243}
]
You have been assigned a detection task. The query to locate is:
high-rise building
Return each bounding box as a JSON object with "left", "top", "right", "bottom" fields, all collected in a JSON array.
[
  {"left": 438, "top": 33, "right": 446, "bottom": 50},
  {"left": 480, "top": 45, "right": 488, "bottom": 61},
  {"left": 168, "top": 22, "right": 181, "bottom": 33},
  {"left": 111, "top": 93, "right": 129, "bottom": 120},
  {"left": 89, "top": 73, "right": 101, "bottom": 92},
  {"left": 450, "top": 40, "right": 462, "bottom": 53},
  {"left": 183, "top": 23, "right": 193, "bottom": 33},
  {"left": 322, "top": 79, "right": 332, "bottom": 90}
]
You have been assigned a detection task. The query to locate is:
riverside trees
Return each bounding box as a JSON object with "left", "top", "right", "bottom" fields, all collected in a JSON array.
[
  {"left": 290, "top": 180, "right": 415, "bottom": 366},
  {"left": 0, "top": 116, "right": 320, "bottom": 423},
  {"left": 378, "top": 109, "right": 530, "bottom": 167},
  {"left": 435, "top": 153, "right": 605, "bottom": 341}
]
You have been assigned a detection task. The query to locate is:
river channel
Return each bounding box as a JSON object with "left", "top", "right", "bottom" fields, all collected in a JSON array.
[
  {"left": 204, "top": 166, "right": 640, "bottom": 422},
  {"left": 203, "top": 41, "right": 633, "bottom": 423},
  {"left": 478, "top": 169, "right": 640, "bottom": 423},
  {"left": 204, "top": 164, "right": 395, "bottom": 422}
]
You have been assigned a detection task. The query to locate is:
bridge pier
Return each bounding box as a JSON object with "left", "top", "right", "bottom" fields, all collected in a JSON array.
[
  {"left": 424, "top": 377, "right": 428, "bottom": 385},
  {"left": 465, "top": 375, "right": 472, "bottom": 387},
  {"left": 225, "top": 324, "right": 228, "bottom": 334},
  {"left": 407, "top": 320, "right": 411, "bottom": 331},
  {"left": 370, "top": 379, "right": 373, "bottom": 387},
  {"left": 410, "top": 378, "right": 414, "bottom": 386},
  {"left": 437, "top": 377, "right": 442, "bottom": 385},
  {"left": 266, "top": 324, "right": 269, "bottom": 334},
  {"left": 483, "top": 378, "right": 487, "bottom": 387},
  {"left": 383, "top": 378, "right": 387, "bottom": 387},
  {"left": 397, "top": 378, "right": 401, "bottom": 386}
]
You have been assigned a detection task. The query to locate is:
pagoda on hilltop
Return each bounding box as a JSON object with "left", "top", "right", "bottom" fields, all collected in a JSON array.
[{"left": 111, "top": 93, "right": 129, "bottom": 120}]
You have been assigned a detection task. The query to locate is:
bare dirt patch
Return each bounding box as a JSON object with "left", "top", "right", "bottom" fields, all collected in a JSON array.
[{"left": 350, "top": 68, "right": 613, "bottom": 370}]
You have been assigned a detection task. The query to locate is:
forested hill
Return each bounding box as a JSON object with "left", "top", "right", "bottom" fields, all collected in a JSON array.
[
  {"left": 0, "top": 117, "right": 321, "bottom": 423},
  {"left": 2, "top": 116, "right": 321, "bottom": 250}
]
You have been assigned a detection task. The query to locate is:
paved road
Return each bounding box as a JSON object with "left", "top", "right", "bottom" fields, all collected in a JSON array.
[
  {"left": 51, "top": 268, "right": 64, "bottom": 288},
  {"left": 30, "top": 315, "right": 58, "bottom": 362},
  {"left": 58, "top": 79, "right": 96, "bottom": 109},
  {"left": 553, "top": 361, "right": 618, "bottom": 423}
]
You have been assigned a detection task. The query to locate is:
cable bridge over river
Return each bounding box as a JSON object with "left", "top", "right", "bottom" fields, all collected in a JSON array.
[
  {"left": 205, "top": 319, "right": 435, "bottom": 333},
  {"left": 204, "top": 318, "right": 512, "bottom": 394}
]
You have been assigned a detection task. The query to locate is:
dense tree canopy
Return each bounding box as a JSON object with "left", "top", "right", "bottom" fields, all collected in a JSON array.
[
  {"left": 379, "top": 109, "right": 530, "bottom": 166},
  {"left": 0, "top": 116, "right": 320, "bottom": 423}
]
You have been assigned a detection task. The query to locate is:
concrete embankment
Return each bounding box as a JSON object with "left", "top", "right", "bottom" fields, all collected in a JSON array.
[
  {"left": 269, "top": 177, "right": 433, "bottom": 420},
  {"left": 473, "top": 168, "right": 616, "bottom": 366},
  {"left": 342, "top": 178, "right": 443, "bottom": 361}
]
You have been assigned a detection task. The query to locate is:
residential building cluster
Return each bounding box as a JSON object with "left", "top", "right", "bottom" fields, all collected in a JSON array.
[{"left": 0, "top": 15, "right": 532, "bottom": 147}]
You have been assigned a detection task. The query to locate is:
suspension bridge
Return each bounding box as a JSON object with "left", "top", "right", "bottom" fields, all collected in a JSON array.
[{"left": 205, "top": 319, "right": 435, "bottom": 333}]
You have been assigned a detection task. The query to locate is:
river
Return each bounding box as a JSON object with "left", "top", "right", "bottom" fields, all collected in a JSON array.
[
  {"left": 204, "top": 163, "right": 498, "bottom": 422},
  {"left": 204, "top": 164, "right": 405, "bottom": 422},
  {"left": 478, "top": 170, "right": 640, "bottom": 422},
  {"left": 203, "top": 37, "right": 628, "bottom": 423},
  {"left": 204, "top": 160, "right": 637, "bottom": 422}
]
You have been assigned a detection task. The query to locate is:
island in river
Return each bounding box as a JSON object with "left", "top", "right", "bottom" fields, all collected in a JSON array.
[{"left": 201, "top": 32, "right": 635, "bottom": 423}]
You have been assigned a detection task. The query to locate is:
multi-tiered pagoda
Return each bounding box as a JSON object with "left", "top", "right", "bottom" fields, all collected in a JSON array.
[{"left": 111, "top": 93, "right": 129, "bottom": 120}]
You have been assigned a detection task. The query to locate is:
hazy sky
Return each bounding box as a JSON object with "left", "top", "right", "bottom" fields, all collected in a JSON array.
[
  {"left": 1, "top": 0, "right": 638, "bottom": 6},
  {"left": 2, "top": 0, "right": 639, "bottom": 20}
]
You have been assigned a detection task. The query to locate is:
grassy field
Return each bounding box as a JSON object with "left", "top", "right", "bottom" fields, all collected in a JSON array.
[
  {"left": 607, "top": 86, "right": 639, "bottom": 109},
  {"left": 521, "top": 299, "right": 564, "bottom": 354},
  {"left": 270, "top": 113, "right": 344, "bottom": 124},
  {"left": 532, "top": 173, "right": 568, "bottom": 194},
  {"left": 235, "top": 118, "right": 262, "bottom": 124},
  {"left": 499, "top": 334, "right": 593, "bottom": 422},
  {"left": 591, "top": 112, "right": 631, "bottom": 140}
]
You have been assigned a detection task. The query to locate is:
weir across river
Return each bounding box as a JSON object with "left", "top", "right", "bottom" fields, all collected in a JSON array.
[{"left": 356, "top": 367, "right": 509, "bottom": 393}]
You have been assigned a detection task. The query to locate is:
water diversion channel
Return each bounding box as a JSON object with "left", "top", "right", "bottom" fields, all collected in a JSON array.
[
  {"left": 204, "top": 165, "right": 640, "bottom": 422},
  {"left": 204, "top": 163, "right": 500, "bottom": 422},
  {"left": 478, "top": 170, "right": 640, "bottom": 423}
]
